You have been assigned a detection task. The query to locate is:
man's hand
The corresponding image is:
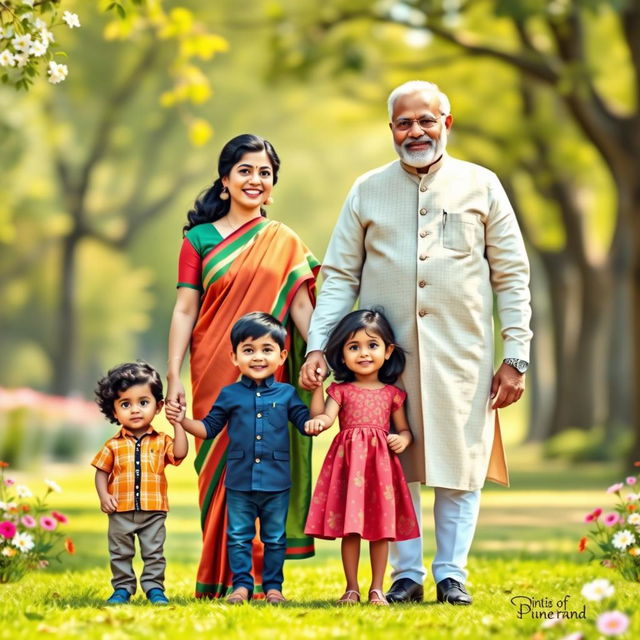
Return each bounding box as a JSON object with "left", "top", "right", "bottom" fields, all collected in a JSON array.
[
  {"left": 299, "top": 350, "right": 328, "bottom": 390},
  {"left": 304, "top": 419, "right": 326, "bottom": 435},
  {"left": 99, "top": 493, "right": 119, "bottom": 514},
  {"left": 491, "top": 362, "right": 525, "bottom": 409}
]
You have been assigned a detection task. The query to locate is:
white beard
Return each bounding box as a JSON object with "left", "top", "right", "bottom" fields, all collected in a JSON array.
[{"left": 394, "top": 128, "right": 448, "bottom": 168}]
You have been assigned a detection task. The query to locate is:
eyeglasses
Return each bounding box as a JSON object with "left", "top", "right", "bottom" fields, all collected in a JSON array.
[{"left": 392, "top": 116, "right": 445, "bottom": 132}]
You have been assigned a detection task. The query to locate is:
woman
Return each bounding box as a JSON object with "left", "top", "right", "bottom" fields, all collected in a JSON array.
[{"left": 166, "top": 134, "right": 319, "bottom": 598}]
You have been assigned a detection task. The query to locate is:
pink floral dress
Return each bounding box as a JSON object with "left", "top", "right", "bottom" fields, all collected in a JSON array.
[{"left": 304, "top": 382, "right": 420, "bottom": 541}]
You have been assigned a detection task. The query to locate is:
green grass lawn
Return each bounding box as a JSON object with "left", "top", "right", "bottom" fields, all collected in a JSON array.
[{"left": 1, "top": 444, "right": 638, "bottom": 639}]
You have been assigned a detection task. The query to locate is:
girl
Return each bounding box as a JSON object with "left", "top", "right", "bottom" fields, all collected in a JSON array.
[{"left": 304, "top": 309, "right": 420, "bottom": 606}]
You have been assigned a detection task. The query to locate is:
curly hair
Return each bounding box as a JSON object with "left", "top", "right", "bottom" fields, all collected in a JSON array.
[
  {"left": 95, "top": 361, "right": 164, "bottom": 424},
  {"left": 324, "top": 308, "right": 407, "bottom": 384}
]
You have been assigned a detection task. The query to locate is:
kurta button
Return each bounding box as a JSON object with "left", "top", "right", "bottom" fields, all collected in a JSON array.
[
  {"left": 419, "top": 254, "right": 428, "bottom": 261},
  {"left": 255, "top": 458, "right": 260, "bottom": 463},
  {"left": 420, "top": 186, "right": 427, "bottom": 192},
  {"left": 419, "top": 281, "right": 426, "bottom": 288},
  {"left": 256, "top": 435, "right": 262, "bottom": 440},
  {"left": 420, "top": 230, "right": 428, "bottom": 238},
  {"left": 419, "top": 310, "right": 427, "bottom": 317},
  {"left": 419, "top": 208, "right": 427, "bottom": 215},
  {"left": 257, "top": 412, "right": 262, "bottom": 418}
]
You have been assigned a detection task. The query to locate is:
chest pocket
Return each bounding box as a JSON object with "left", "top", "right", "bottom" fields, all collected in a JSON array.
[
  {"left": 145, "top": 446, "right": 164, "bottom": 474},
  {"left": 267, "top": 405, "right": 289, "bottom": 429},
  {"left": 442, "top": 212, "right": 477, "bottom": 255}
]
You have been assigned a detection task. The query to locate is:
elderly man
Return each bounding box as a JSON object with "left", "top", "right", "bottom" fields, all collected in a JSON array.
[{"left": 301, "top": 80, "right": 532, "bottom": 605}]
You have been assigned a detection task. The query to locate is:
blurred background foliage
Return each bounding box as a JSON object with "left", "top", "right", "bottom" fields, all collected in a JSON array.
[{"left": 1, "top": 0, "right": 639, "bottom": 467}]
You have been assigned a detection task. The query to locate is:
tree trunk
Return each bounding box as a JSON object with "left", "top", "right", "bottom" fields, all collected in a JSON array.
[
  {"left": 567, "top": 263, "right": 611, "bottom": 428},
  {"left": 51, "top": 233, "right": 79, "bottom": 395}
]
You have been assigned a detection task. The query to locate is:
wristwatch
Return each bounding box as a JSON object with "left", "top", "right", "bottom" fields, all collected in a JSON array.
[{"left": 503, "top": 358, "right": 528, "bottom": 374}]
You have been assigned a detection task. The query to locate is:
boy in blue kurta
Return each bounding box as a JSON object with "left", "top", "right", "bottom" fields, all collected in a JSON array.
[{"left": 165, "top": 312, "right": 311, "bottom": 604}]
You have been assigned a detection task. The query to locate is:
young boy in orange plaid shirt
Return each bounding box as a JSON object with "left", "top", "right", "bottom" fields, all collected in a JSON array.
[{"left": 92, "top": 361, "right": 188, "bottom": 605}]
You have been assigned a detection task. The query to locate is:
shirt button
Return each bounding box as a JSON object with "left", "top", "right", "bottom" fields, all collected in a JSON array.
[
  {"left": 257, "top": 412, "right": 262, "bottom": 418},
  {"left": 256, "top": 392, "right": 261, "bottom": 397},
  {"left": 255, "top": 458, "right": 261, "bottom": 464},
  {"left": 419, "top": 254, "right": 428, "bottom": 261},
  {"left": 419, "top": 281, "right": 426, "bottom": 288},
  {"left": 419, "top": 230, "right": 428, "bottom": 238},
  {"left": 256, "top": 435, "right": 262, "bottom": 440},
  {"left": 136, "top": 461, "right": 139, "bottom": 465},
  {"left": 419, "top": 208, "right": 427, "bottom": 215},
  {"left": 420, "top": 186, "right": 428, "bottom": 192},
  {"left": 419, "top": 310, "right": 428, "bottom": 317}
]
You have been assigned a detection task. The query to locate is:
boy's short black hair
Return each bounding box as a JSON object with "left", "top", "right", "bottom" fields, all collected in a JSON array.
[
  {"left": 325, "top": 308, "right": 406, "bottom": 384},
  {"left": 230, "top": 312, "right": 287, "bottom": 351},
  {"left": 95, "top": 361, "right": 163, "bottom": 424}
]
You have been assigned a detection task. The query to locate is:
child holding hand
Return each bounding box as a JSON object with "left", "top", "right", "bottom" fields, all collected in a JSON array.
[
  {"left": 92, "top": 361, "right": 187, "bottom": 605},
  {"left": 304, "top": 309, "right": 420, "bottom": 606}
]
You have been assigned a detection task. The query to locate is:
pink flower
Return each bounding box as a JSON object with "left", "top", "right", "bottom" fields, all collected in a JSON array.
[
  {"left": 39, "top": 516, "right": 57, "bottom": 531},
  {"left": 626, "top": 476, "right": 637, "bottom": 485},
  {"left": 607, "top": 482, "right": 624, "bottom": 494},
  {"left": 4, "top": 478, "right": 15, "bottom": 487},
  {"left": 0, "top": 521, "right": 17, "bottom": 539},
  {"left": 602, "top": 559, "right": 615, "bottom": 568},
  {"left": 20, "top": 515, "right": 36, "bottom": 528},
  {"left": 38, "top": 560, "right": 49, "bottom": 569},
  {"left": 604, "top": 512, "right": 620, "bottom": 526},
  {"left": 51, "top": 511, "right": 68, "bottom": 524},
  {"left": 584, "top": 508, "right": 602, "bottom": 522},
  {"left": 596, "top": 611, "right": 629, "bottom": 636}
]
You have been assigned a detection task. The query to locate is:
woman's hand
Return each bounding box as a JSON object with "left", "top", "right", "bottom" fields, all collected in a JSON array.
[{"left": 165, "top": 378, "right": 186, "bottom": 412}]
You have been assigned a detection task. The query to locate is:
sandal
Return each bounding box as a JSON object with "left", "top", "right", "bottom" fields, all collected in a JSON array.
[
  {"left": 226, "top": 587, "right": 250, "bottom": 604},
  {"left": 265, "top": 589, "right": 287, "bottom": 604},
  {"left": 337, "top": 589, "right": 360, "bottom": 605},
  {"left": 368, "top": 589, "right": 389, "bottom": 606}
]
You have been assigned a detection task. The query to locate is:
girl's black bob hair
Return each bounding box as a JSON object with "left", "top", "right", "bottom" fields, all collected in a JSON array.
[{"left": 324, "top": 308, "right": 406, "bottom": 384}]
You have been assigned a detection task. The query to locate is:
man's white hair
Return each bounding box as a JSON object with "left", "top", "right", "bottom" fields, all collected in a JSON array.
[{"left": 387, "top": 81, "right": 451, "bottom": 120}]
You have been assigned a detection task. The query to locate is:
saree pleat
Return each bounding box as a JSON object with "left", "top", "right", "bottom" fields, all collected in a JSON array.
[{"left": 189, "top": 218, "right": 319, "bottom": 598}]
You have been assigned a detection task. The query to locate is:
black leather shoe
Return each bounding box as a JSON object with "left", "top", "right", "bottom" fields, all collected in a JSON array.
[
  {"left": 385, "top": 578, "right": 423, "bottom": 603},
  {"left": 436, "top": 578, "right": 472, "bottom": 605}
]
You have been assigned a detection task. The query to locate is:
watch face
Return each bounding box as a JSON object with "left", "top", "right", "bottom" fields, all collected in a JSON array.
[{"left": 517, "top": 361, "right": 527, "bottom": 373}]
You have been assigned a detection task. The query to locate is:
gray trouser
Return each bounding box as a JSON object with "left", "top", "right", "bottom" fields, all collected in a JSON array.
[{"left": 107, "top": 510, "right": 167, "bottom": 595}]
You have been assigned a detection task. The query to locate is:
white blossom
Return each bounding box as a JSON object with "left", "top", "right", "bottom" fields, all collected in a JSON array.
[
  {"left": 34, "top": 18, "right": 46, "bottom": 29},
  {"left": 581, "top": 579, "right": 615, "bottom": 601},
  {"left": 62, "top": 12, "right": 81, "bottom": 29},
  {"left": 612, "top": 529, "right": 636, "bottom": 550},
  {"left": 628, "top": 513, "right": 640, "bottom": 526},
  {"left": 11, "top": 33, "right": 32, "bottom": 52},
  {"left": 0, "top": 50, "right": 16, "bottom": 67},
  {"left": 21, "top": 12, "right": 33, "bottom": 23},
  {"left": 44, "top": 479, "right": 62, "bottom": 493},
  {"left": 22, "top": 0, "right": 35, "bottom": 6},
  {"left": 40, "top": 28, "right": 55, "bottom": 44},
  {"left": 11, "top": 532, "right": 35, "bottom": 552},
  {"left": 0, "top": 501, "right": 6, "bottom": 511},
  {"left": 28, "top": 40, "right": 47, "bottom": 57},
  {"left": 13, "top": 52, "right": 30, "bottom": 69},
  {"left": 15, "top": 485, "right": 32, "bottom": 498}
]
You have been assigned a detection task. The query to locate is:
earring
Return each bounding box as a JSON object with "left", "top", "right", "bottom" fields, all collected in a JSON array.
[
  {"left": 265, "top": 196, "right": 274, "bottom": 205},
  {"left": 219, "top": 187, "right": 229, "bottom": 201}
]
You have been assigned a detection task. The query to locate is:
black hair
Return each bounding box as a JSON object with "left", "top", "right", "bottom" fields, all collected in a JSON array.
[
  {"left": 95, "top": 361, "right": 164, "bottom": 424},
  {"left": 230, "top": 311, "right": 287, "bottom": 351},
  {"left": 183, "top": 134, "right": 281, "bottom": 235},
  {"left": 325, "top": 308, "right": 406, "bottom": 384}
]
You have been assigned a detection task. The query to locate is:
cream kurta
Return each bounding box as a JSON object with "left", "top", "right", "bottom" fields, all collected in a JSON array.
[{"left": 307, "top": 153, "right": 532, "bottom": 491}]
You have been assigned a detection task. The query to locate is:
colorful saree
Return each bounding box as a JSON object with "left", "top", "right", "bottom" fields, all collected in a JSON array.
[{"left": 177, "top": 217, "right": 320, "bottom": 598}]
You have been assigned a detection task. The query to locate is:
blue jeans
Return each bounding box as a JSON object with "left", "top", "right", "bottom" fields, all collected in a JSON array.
[{"left": 226, "top": 488, "right": 290, "bottom": 592}]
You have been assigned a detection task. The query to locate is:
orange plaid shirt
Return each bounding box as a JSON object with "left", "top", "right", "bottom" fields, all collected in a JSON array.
[{"left": 91, "top": 426, "right": 183, "bottom": 512}]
